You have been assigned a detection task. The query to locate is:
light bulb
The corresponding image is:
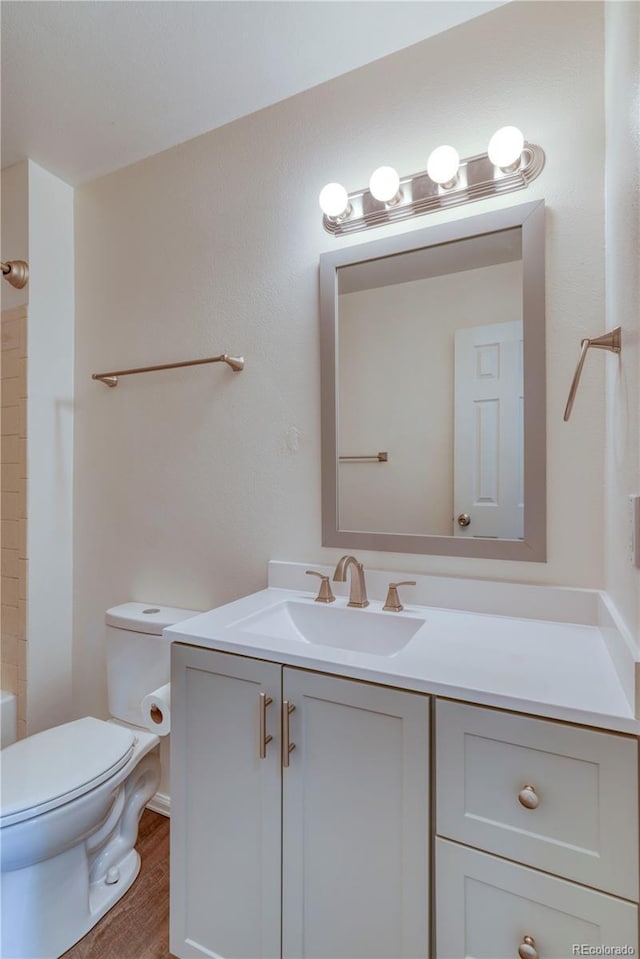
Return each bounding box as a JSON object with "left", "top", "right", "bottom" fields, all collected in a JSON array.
[
  {"left": 319, "top": 182, "right": 350, "bottom": 219},
  {"left": 369, "top": 166, "right": 401, "bottom": 204},
  {"left": 488, "top": 126, "right": 524, "bottom": 170},
  {"left": 426, "top": 145, "right": 460, "bottom": 188}
]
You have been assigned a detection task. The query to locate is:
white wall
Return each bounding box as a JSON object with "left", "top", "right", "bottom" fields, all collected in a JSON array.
[
  {"left": 73, "top": 2, "right": 608, "bottom": 720},
  {"left": 338, "top": 262, "right": 522, "bottom": 534},
  {"left": 604, "top": 2, "right": 640, "bottom": 645}
]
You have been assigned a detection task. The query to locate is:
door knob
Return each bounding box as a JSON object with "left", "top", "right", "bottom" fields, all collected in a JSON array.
[{"left": 457, "top": 513, "right": 471, "bottom": 527}]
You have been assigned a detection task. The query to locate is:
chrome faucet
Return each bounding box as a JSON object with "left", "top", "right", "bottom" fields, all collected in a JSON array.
[{"left": 333, "top": 555, "right": 369, "bottom": 608}]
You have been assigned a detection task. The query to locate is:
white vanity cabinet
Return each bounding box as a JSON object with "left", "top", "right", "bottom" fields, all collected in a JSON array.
[
  {"left": 170, "top": 643, "right": 430, "bottom": 959},
  {"left": 435, "top": 700, "right": 639, "bottom": 958}
]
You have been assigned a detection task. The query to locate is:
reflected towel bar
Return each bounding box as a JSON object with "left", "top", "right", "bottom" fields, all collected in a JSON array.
[
  {"left": 563, "top": 328, "right": 621, "bottom": 421},
  {"left": 339, "top": 451, "right": 388, "bottom": 463},
  {"left": 92, "top": 353, "right": 245, "bottom": 387}
]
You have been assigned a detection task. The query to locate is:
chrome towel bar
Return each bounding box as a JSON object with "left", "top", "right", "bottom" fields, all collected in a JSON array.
[
  {"left": 92, "top": 353, "right": 244, "bottom": 387},
  {"left": 563, "top": 327, "right": 621, "bottom": 421}
]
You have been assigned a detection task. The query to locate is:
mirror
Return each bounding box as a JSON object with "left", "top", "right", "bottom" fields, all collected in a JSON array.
[{"left": 320, "top": 200, "right": 546, "bottom": 561}]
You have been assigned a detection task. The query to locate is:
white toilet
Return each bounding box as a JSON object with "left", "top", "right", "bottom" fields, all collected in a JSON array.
[{"left": 0, "top": 602, "right": 198, "bottom": 959}]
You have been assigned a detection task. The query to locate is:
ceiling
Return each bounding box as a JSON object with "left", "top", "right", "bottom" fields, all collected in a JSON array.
[{"left": 1, "top": 1, "right": 505, "bottom": 186}]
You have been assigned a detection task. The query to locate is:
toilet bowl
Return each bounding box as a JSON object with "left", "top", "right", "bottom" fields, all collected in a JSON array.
[{"left": 0, "top": 602, "right": 199, "bottom": 959}]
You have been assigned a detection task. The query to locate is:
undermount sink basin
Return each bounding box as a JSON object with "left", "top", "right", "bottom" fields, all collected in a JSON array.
[{"left": 231, "top": 600, "right": 425, "bottom": 657}]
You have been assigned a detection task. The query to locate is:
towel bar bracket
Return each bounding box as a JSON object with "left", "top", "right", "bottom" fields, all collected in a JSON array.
[{"left": 563, "top": 327, "right": 621, "bottom": 421}]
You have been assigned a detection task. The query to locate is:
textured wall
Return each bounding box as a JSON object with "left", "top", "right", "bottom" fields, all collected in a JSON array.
[
  {"left": 604, "top": 2, "right": 640, "bottom": 643},
  {"left": 74, "top": 2, "right": 607, "bottom": 720}
]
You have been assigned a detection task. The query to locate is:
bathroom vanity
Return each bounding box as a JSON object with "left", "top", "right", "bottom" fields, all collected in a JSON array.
[
  {"left": 170, "top": 648, "right": 429, "bottom": 958},
  {"left": 167, "top": 562, "right": 640, "bottom": 959}
]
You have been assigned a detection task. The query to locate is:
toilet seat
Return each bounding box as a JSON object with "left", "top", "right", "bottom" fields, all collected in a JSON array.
[{"left": 0, "top": 716, "right": 136, "bottom": 828}]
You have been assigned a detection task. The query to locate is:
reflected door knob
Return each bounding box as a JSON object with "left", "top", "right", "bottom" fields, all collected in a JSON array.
[
  {"left": 457, "top": 513, "right": 471, "bottom": 527},
  {"left": 518, "top": 936, "right": 539, "bottom": 959}
]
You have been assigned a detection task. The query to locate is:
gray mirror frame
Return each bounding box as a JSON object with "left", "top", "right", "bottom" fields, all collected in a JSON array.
[{"left": 320, "top": 199, "right": 546, "bottom": 561}]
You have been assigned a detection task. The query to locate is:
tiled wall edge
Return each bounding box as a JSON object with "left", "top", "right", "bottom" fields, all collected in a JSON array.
[
  {"left": 0, "top": 306, "right": 28, "bottom": 324},
  {"left": 1, "top": 305, "right": 28, "bottom": 737}
]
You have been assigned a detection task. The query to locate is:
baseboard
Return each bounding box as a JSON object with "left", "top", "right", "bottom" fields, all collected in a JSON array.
[{"left": 147, "top": 791, "right": 171, "bottom": 818}]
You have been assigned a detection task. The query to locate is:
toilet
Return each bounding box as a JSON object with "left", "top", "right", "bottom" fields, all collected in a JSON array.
[{"left": 0, "top": 602, "right": 198, "bottom": 959}]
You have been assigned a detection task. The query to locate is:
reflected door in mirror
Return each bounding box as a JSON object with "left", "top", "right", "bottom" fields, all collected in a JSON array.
[{"left": 454, "top": 321, "right": 524, "bottom": 539}]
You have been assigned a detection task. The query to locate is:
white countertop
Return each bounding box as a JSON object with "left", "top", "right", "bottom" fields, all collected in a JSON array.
[{"left": 166, "top": 585, "right": 640, "bottom": 736}]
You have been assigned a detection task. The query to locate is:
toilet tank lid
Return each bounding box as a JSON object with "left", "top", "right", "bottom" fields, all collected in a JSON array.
[
  {"left": 105, "top": 602, "right": 201, "bottom": 635},
  {"left": 0, "top": 717, "right": 135, "bottom": 826}
]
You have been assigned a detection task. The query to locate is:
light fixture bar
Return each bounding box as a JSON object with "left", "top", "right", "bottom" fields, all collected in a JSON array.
[{"left": 322, "top": 143, "right": 545, "bottom": 236}]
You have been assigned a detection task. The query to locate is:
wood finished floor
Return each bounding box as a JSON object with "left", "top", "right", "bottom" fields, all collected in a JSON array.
[{"left": 62, "top": 810, "right": 174, "bottom": 959}]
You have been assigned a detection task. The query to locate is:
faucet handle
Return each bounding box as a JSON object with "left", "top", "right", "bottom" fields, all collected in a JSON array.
[
  {"left": 305, "top": 570, "right": 336, "bottom": 603},
  {"left": 383, "top": 581, "right": 416, "bottom": 612}
]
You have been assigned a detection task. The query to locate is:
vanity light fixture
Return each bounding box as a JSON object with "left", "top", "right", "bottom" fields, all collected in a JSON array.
[
  {"left": 319, "top": 182, "right": 351, "bottom": 221},
  {"left": 319, "top": 126, "right": 544, "bottom": 236},
  {"left": 369, "top": 166, "right": 402, "bottom": 205},
  {"left": 488, "top": 126, "right": 525, "bottom": 172},
  {"left": 426, "top": 145, "right": 460, "bottom": 189}
]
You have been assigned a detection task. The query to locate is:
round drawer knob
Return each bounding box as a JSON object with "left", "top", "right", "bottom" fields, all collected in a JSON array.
[
  {"left": 518, "top": 935, "right": 538, "bottom": 959},
  {"left": 457, "top": 512, "right": 471, "bottom": 527},
  {"left": 518, "top": 785, "right": 540, "bottom": 809}
]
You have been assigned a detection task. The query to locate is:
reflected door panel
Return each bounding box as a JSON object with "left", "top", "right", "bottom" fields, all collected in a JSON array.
[{"left": 454, "top": 321, "right": 524, "bottom": 539}]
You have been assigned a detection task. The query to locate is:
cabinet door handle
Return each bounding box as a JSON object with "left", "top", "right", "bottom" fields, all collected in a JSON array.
[
  {"left": 282, "top": 700, "right": 296, "bottom": 768},
  {"left": 518, "top": 935, "right": 538, "bottom": 959},
  {"left": 259, "top": 692, "right": 273, "bottom": 760},
  {"left": 518, "top": 785, "right": 540, "bottom": 809}
]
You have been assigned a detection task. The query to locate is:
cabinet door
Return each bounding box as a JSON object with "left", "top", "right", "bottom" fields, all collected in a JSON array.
[
  {"left": 170, "top": 645, "right": 282, "bottom": 959},
  {"left": 436, "top": 838, "right": 638, "bottom": 959},
  {"left": 282, "top": 668, "right": 429, "bottom": 959}
]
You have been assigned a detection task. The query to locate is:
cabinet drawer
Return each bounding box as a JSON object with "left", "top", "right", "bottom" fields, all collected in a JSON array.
[
  {"left": 436, "top": 700, "right": 638, "bottom": 899},
  {"left": 436, "top": 838, "right": 638, "bottom": 959}
]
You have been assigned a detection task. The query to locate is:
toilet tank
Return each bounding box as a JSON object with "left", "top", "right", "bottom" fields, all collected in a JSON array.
[{"left": 106, "top": 602, "right": 200, "bottom": 727}]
